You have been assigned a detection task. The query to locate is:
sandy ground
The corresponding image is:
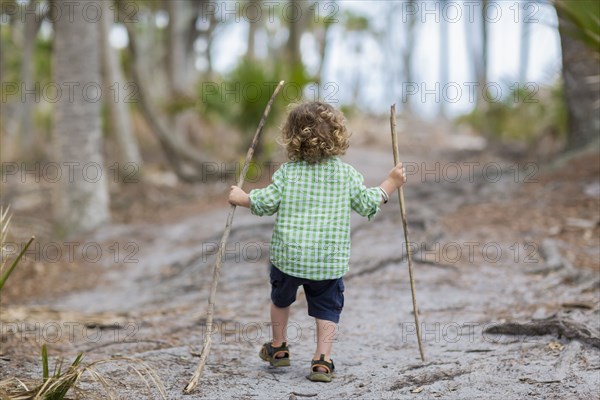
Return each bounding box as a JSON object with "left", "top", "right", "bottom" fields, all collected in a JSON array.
[{"left": 1, "top": 126, "right": 599, "bottom": 399}]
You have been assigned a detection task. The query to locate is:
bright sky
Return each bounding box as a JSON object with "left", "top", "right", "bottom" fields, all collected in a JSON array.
[{"left": 209, "top": 1, "right": 562, "bottom": 118}]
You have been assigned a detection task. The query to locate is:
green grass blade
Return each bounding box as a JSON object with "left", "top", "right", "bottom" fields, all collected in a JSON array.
[
  {"left": 54, "top": 359, "right": 63, "bottom": 378},
  {"left": 42, "top": 353, "right": 85, "bottom": 400},
  {"left": 0, "top": 236, "right": 35, "bottom": 292},
  {"left": 42, "top": 344, "right": 49, "bottom": 383},
  {"left": 70, "top": 353, "right": 84, "bottom": 368}
]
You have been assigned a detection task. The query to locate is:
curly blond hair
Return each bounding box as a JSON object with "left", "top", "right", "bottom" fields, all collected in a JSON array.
[{"left": 280, "top": 101, "right": 350, "bottom": 164}]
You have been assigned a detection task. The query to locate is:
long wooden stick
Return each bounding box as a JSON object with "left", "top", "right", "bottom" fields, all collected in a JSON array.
[
  {"left": 184, "top": 81, "right": 285, "bottom": 393},
  {"left": 390, "top": 104, "right": 425, "bottom": 362}
]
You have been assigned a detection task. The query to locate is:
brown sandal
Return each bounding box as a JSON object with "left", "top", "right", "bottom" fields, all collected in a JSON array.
[
  {"left": 307, "top": 354, "right": 335, "bottom": 382},
  {"left": 259, "top": 342, "right": 290, "bottom": 367}
]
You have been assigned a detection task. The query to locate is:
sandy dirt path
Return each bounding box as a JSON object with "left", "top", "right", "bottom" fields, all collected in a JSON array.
[{"left": 1, "top": 138, "right": 599, "bottom": 399}]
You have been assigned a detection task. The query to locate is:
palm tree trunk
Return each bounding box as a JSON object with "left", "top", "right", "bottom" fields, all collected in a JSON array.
[
  {"left": 556, "top": 4, "right": 600, "bottom": 150},
  {"left": 167, "top": 0, "right": 189, "bottom": 96},
  {"left": 122, "top": 18, "right": 221, "bottom": 182},
  {"left": 53, "top": 0, "right": 110, "bottom": 235}
]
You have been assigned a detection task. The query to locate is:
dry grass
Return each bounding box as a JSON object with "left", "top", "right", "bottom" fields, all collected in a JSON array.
[
  {"left": 0, "top": 206, "right": 12, "bottom": 272},
  {"left": 0, "top": 206, "right": 35, "bottom": 292},
  {"left": 0, "top": 346, "right": 167, "bottom": 399},
  {"left": 1, "top": 209, "right": 167, "bottom": 399}
]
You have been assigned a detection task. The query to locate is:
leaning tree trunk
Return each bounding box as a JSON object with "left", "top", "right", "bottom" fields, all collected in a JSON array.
[
  {"left": 121, "top": 14, "right": 221, "bottom": 182},
  {"left": 167, "top": 0, "right": 192, "bottom": 97},
  {"left": 556, "top": 5, "right": 600, "bottom": 150},
  {"left": 166, "top": 0, "right": 198, "bottom": 149},
  {"left": 53, "top": 0, "right": 110, "bottom": 234},
  {"left": 100, "top": 0, "right": 143, "bottom": 177}
]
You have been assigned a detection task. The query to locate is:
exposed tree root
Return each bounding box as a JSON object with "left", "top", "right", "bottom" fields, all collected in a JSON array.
[
  {"left": 484, "top": 315, "right": 600, "bottom": 349},
  {"left": 83, "top": 339, "right": 173, "bottom": 353},
  {"left": 397, "top": 360, "right": 460, "bottom": 373},
  {"left": 289, "top": 392, "right": 317, "bottom": 398},
  {"left": 390, "top": 366, "right": 471, "bottom": 391},
  {"left": 519, "top": 341, "right": 582, "bottom": 384},
  {"left": 346, "top": 253, "right": 458, "bottom": 281},
  {"left": 554, "top": 341, "right": 582, "bottom": 380},
  {"left": 163, "top": 222, "right": 276, "bottom": 278},
  {"left": 346, "top": 256, "right": 405, "bottom": 280}
]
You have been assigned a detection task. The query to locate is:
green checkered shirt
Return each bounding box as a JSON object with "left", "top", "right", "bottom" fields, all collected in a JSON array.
[{"left": 249, "top": 156, "right": 381, "bottom": 280}]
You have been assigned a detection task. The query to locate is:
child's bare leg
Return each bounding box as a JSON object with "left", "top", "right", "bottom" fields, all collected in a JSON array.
[
  {"left": 313, "top": 318, "right": 336, "bottom": 371},
  {"left": 270, "top": 303, "right": 290, "bottom": 356}
]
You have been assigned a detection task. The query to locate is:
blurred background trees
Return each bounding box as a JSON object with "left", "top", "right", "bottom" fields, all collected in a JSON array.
[{"left": 0, "top": 0, "right": 598, "bottom": 235}]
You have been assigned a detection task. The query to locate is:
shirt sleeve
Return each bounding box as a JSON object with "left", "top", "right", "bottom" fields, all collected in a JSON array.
[
  {"left": 349, "top": 167, "right": 381, "bottom": 221},
  {"left": 249, "top": 164, "right": 286, "bottom": 216}
]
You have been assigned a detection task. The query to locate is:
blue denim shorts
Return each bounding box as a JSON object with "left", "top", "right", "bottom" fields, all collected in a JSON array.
[{"left": 269, "top": 263, "right": 345, "bottom": 323}]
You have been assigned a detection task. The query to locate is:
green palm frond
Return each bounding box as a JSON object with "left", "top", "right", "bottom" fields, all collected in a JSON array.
[{"left": 555, "top": 0, "right": 600, "bottom": 55}]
